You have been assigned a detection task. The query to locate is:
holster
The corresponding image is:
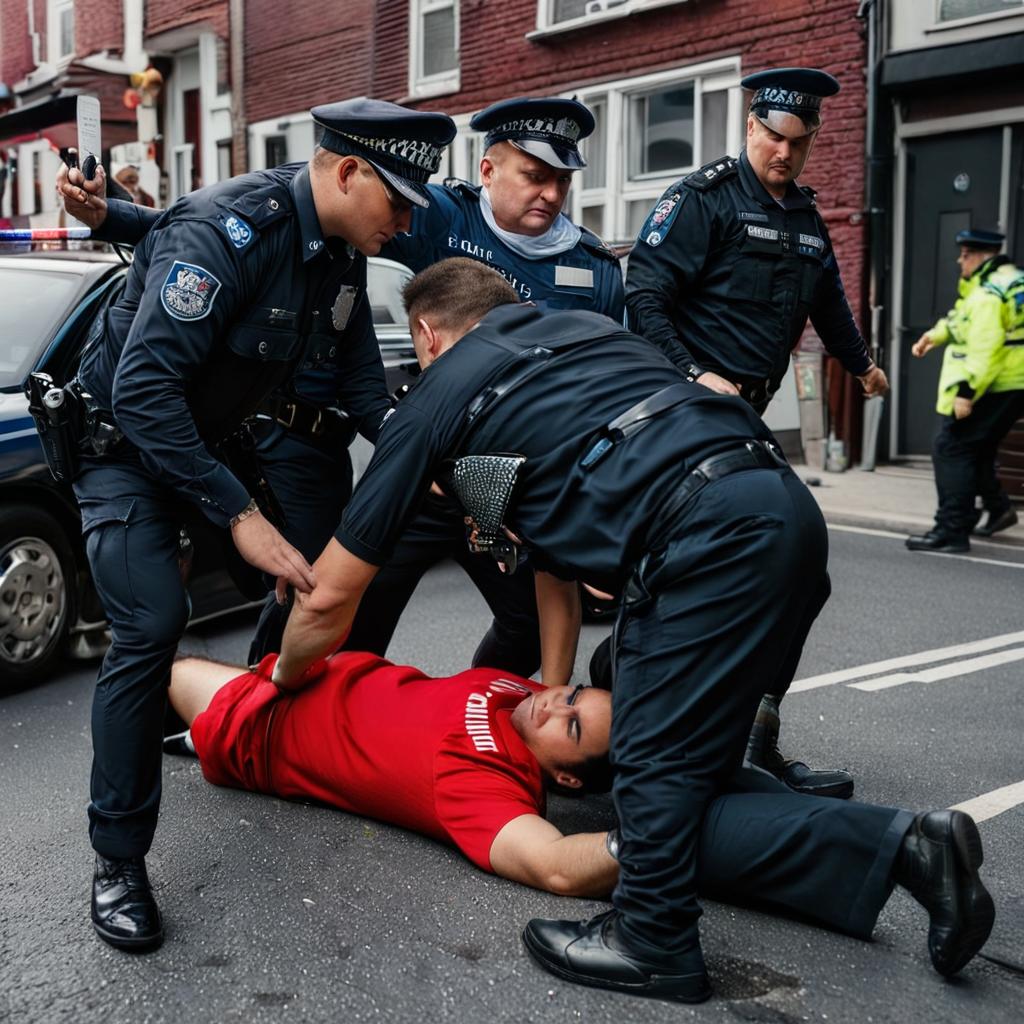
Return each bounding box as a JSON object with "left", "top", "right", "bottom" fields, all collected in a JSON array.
[
  {"left": 217, "top": 420, "right": 287, "bottom": 530},
  {"left": 25, "top": 372, "right": 81, "bottom": 483}
]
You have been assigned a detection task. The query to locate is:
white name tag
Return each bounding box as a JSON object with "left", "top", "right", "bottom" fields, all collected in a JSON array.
[
  {"left": 555, "top": 266, "right": 594, "bottom": 289},
  {"left": 746, "top": 225, "right": 779, "bottom": 242},
  {"left": 798, "top": 233, "right": 825, "bottom": 250}
]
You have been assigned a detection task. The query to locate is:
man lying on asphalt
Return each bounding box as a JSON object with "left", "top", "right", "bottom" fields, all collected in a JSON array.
[{"left": 163, "top": 652, "right": 994, "bottom": 983}]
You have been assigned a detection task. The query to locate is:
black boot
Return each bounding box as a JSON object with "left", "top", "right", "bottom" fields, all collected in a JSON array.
[
  {"left": 744, "top": 695, "right": 854, "bottom": 799},
  {"left": 905, "top": 531, "right": 970, "bottom": 553},
  {"left": 522, "top": 910, "right": 711, "bottom": 1004},
  {"left": 893, "top": 811, "right": 995, "bottom": 976},
  {"left": 973, "top": 506, "right": 1018, "bottom": 537},
  {"left": 92, "top": 854, "right": 164, "bottom": 951}
]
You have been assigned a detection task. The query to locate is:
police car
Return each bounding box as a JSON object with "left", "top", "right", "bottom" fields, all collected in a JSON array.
[{"left": 0, "top": 247, "right": 415, "bottom": 689}]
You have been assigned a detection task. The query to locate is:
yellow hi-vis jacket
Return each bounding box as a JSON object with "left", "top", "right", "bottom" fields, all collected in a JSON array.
[{"left": 928, "top": 256, "right": 1024, "bottom": 415}]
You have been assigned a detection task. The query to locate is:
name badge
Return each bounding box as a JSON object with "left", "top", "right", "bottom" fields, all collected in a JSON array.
[
  {"left": 555, "top": 266, "right": 594, "bottom": 289},
  {"left": 746, "top": 225, "right": 779, "bottom": 242}
]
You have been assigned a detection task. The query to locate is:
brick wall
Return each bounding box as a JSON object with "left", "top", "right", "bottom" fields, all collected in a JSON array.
[
  {"left": 147, "top": 1, "right": 229, "bottom": 41},
  {"left": 76, "top": 0, "right": 124, "bottom": 57},
  {"left": 0, "top": 0, "right": 33, "bottom": 85},
  {"left": 244, "top": 0, "right": 377, "bottom": 123}
]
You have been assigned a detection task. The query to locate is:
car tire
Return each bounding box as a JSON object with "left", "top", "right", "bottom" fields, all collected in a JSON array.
[{"left": 0, "top": 504, "right": 76, "bottom": 690}]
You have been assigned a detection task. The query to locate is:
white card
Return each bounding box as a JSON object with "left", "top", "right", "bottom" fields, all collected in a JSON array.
[{"left": 77, "top": 96, "right": 102, "bottom": 168}]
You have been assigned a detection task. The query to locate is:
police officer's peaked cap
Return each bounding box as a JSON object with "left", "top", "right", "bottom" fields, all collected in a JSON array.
[
  {"left": 741, "top": 68, "right": 840, "bottom": 138},
  {"left": 470, "top": 97, "right": 595, "bottom": 170},
  {"left": 955, "top": 227, "right": 1004, "bottom": 251},
  {"left": 311, "top": 97, "right": 456, "bottom": 208}
]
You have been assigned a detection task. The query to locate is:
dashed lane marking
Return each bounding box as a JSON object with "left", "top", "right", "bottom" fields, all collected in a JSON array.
[
  {"left": 951, "top": 780, "right": 1024, "bottom": 823},
  {"left": 849, "top": 646, "right": 1024, "bottom": 691},
  {"left": 790, "top": 630, "right": 1024, "bottom": 693},
  {"left": 828, "top": 524, "right": 1024, "bottom": 569}
]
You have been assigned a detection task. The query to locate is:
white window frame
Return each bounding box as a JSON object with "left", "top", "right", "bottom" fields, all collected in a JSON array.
[
  {"left": 408, "top": 0, "right": 460, "bottom": 100},
  {"left": 531, "top": 0, "right": 689, "bottom": 40},
  {"left": 568, "top": 57, "right": 742, "bottom": 244},
  {"left": 931, "top": 0, "right": 1024, "bottom": 31},
  {"left": 47, "top": 0, "right": 75, "bottom": 67},
  {"left": 247, "top": 112, "right": 315, "bottom": 171}
]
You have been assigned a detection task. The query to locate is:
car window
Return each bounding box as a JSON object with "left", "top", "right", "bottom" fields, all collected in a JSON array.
[
  {"left": 368, "top": 258, "right": 413, "bottom": 328},
  {"left": 0, "top": 268, "right": 83, "bottom": 389}
]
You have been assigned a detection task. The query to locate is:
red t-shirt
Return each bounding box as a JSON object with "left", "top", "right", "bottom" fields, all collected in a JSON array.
[{"left": 190, "top": 652, "right": 547, "bottom": 871}]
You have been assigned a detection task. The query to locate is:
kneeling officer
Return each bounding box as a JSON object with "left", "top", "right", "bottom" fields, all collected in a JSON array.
[
  {"left": 271, "top": 257, "right": 832, "bottom": 1004},
  {"left": 61, "top": 100, "right": 455, "bottom": 952}
]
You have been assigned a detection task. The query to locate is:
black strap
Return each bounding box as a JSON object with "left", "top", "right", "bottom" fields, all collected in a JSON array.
[{"left": 580, "top": 383, "right": 691, "bottom": 470}]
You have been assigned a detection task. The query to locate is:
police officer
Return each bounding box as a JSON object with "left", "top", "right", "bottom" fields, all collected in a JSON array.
[
  {"left": 907, "top": 228, "right": 1024, "bottom": 553},
  {"left": 625, "top": 68, "right": 888, "bottom": 797},
  {"left": 344, "top": 96, "right": 624, "bottom": 673},
  {"left": 62, "top": 99, "right": 456, "bottom": 952},
  {"left": 270, "top": 257, "right": 833, "bottom": 1004}
]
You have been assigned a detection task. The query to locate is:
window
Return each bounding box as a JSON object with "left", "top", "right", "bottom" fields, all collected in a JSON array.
[
  {"left": 409, "top": 0, "right": 460, "bottom": 99},
  {"left": 938, "top": 0, "right": 1023, "bottom": 22},
  {"left": 570, "top": 59, "right": 741, "bottom": 245},
  {"left": 48, "top": 0, "right": 75, "bottom": 64},
  {"left": 216, "top": 140, "right": 232, "bottom": 181},
  {"left": 265, "top": 135, "right": 287, "bottom": 169},
  {"left": 535, "top": 0, "right": 687, "bottom": 36}
]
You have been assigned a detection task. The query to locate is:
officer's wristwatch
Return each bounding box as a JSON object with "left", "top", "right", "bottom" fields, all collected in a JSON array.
[
  {"left": 605, "top": 827, "right": 621, "bottom": 861},
  {"left": 229, "top": 498, "right": 260, "bottom": 529}
]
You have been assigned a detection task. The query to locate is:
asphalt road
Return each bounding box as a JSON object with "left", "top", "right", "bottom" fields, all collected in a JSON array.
[{"left": 2, "top": 527, "right": 1023, "bottom": 1023}]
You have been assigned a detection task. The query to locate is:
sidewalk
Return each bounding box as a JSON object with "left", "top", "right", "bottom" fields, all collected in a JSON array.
[{"left": 796, "top": 461, "right": 1024, "bottom": 547}]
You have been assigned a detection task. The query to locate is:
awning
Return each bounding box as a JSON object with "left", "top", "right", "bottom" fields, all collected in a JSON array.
[
  {"left": 881, "top": 32, "right": 1024, "bottom": 90},
  {"left": 0, "top": 90, "right": 79, "bottom": 143}
]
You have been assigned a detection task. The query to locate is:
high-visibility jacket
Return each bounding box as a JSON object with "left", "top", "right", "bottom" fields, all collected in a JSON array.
[{"left": 929, "top": 256, "right": 1024, "bottom": 414}]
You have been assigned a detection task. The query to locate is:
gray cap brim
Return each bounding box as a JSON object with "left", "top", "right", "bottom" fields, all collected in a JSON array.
[
  {"left": 509, "top": 139, "right": 586, "bottom": 171},
  {"left": 369, "top": 161, "right": 431, "bottom": 208}
]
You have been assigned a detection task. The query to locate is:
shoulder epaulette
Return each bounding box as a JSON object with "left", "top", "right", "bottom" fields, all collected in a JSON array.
[
  {"left": 578, "top": 226, "right": 619, "bottom": 262},
  {"left": 682, "top": 156, "right": 738, "bottom": 192},
  {"left": 223, "top": 185, "right": 291, "bottom": 230},
  {"left": 444, "top": 177, "right": 480, "bottom": 198}
]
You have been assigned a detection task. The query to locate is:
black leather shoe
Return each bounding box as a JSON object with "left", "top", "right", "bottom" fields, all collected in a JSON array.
[
  {"left": 893, "top": 811, "right": 995, "bottom": 976},
  {"left": 162, "top": 729, "right": 197, "bottom": 758},
  {"left": 973, "top": 507, "right": 1018, "bottom": 537},
  {"left": 522, "top": 910, "right": 711, "bottom": 1004},
  {"left": 744, "top": 696, "right": 854, "bottom": 799},
  {"left": 92, "top": 854, "right": 164, "bottom": 951},
  {"left": 905, "top": 532, "right": 969, "bottom": 553}
]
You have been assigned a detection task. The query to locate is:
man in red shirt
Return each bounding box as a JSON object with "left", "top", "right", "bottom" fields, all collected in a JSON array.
[{"left": 163, "top": 653, "right": 993, "bottom": 982}]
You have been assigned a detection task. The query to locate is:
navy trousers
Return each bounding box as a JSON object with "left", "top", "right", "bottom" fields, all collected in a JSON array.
[
  {"left": 699, "top": 768, "right": 913, "bottom": 939},
  {"left": 74, "top": 458, "right": 191, "bottom": 858},
  {"left": 247, "top": 426, "right": 542, "bottom": 676},
  {"left": 610, "top": 467, "right": 831, "bottom": 956},
  {"left": 932, "top": 389, "right": 1024, "bottom": 538}
]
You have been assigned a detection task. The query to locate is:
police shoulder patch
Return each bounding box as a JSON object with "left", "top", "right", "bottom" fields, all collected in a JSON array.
[
  {"left": 219, "top": 214, "right": 254, "bottom": 250},
  {"left": 640, "top": 190, "right": 685, "bottom": 247},
  {"left": 161, "top": 261, "right": 223, "bottom": 322}
]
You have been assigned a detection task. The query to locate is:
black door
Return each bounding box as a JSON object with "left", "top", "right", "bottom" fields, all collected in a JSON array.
[{"left": 899, "top": 128, "right": 1004, "bottom": 454}]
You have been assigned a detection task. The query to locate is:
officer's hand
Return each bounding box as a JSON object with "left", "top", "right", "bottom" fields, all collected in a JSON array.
[
  {"left": 230, "top": 510, "right": 316, "bottom": 597},
  {"left": 696, "top": 371, "right": 740, "bottom": 396},
  {"left": 57, "top": 154, "right": 109, "bottom": 230},
  {"left": 912, "top": 333, "right": 934, "bottom": 358},
  {"left": 954, "top": 397, "right": 974, "bottom": 420},
  {"left": 857, "top": 365, "right": 889, "bottom": 397}
]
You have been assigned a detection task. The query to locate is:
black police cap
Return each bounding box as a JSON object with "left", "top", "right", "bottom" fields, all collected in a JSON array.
[
  {"left": 311, "top": 97, "right": 456, "bottom": 208},
  {"left": 470, "top": 97, "right": 595, "bottom": 171},
  {"left": 741, "top": 67, "right": 840, "bottom": 137},
  {"left": 955, "top": 228, "right": 1004, "bottom": 251}
]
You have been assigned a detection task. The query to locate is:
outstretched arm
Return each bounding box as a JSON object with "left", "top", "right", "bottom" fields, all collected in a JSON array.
[
  {"left": 489, "top": 813, "right": 617, "bottom": 898},
  {"left": 535, "top": 571, "right": 581, "bottom": 686}
]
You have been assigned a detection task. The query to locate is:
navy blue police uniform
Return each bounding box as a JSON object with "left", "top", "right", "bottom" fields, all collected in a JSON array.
[
  {"left": 341, "top": 97, "right": 625, "bottom": 675},
  {"left": 71, "top": 99, "right": 455, "bottom": 949},
  {"left": 335, "top": 299, "right": 829, "bottom": 989},
  {"left": 626, "top": 69, "right": 873, "bottom": 413}
]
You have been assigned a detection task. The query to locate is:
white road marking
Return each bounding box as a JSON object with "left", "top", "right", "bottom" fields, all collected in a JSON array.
[
  {"left": 849, "top": 646, "right": 1024, "bottom": 691},
  {"left": 828, "top": 523, "right": 1024, "bottom": 569},
  {"left": 790, "top": 629, "right": 1024, "bottom": 693},
  {"left": 951, "top": 780, "right": 1024, "bottom": 823}
]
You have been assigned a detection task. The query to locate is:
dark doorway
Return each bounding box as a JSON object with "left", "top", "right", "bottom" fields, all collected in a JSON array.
[
  {"left": 898, "top": 127, "right": 1003, "bottom": 454},
  {"left": 183, "top": 88, "right": 202, "bottom": 191}
]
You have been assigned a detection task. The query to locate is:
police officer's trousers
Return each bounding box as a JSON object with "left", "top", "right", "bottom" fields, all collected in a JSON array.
[
  {"left": 610, "top": 466, "right": 829, "bottom": 956},
  {"left": 247, "top": 428, "right": 541, "bottom": 676},
  {"left": 932, "top": 389, "right": 1024, "bottom": 538},
  {"left": 74, "top": 459, "right": 192, "bottom": 858}
]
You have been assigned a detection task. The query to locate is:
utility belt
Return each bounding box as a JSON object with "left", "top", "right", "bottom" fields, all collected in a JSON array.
[
  {"left": 257, "top": 394, "right": 355, "bottom": 449},
  {"left": 26, "top": 373, "right": 125, "bottom": 483},
  {"left": 642, "top": 439, "right": 789, "bottom": 559},
  {"left": 733, "top": 375, "right": 778, "bottom": 409}
]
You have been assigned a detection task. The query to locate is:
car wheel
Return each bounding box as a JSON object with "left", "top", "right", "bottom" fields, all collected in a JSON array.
[{"left": 0, "top": 504, "right": 76, "bottom": 689}]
